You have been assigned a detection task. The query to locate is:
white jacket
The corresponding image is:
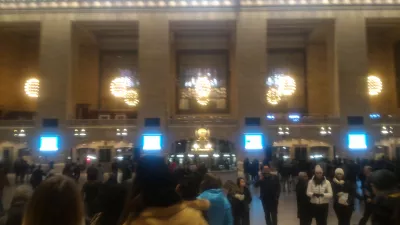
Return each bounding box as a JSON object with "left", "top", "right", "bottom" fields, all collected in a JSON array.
[{"left": 306, "top": 176, "right": 333, "bottom": 205}]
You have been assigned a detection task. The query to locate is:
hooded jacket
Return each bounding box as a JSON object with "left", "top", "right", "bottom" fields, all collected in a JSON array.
[
  {"left": 124, "top": 203, "right": 208, "bottom": 225},
  {"left": 306, "top": 176, "right": 333, "bottom": 205},
  {"left": 198, "top": 189, "right": 233, "bottom": 225}
]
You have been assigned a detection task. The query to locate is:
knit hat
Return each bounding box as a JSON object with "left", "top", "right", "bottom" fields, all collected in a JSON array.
[
  {"left": 315, "top": 165, "right": 323, "bottom": 173},
  {"left": 335, "top": 168, "right": 344, "bottom": 175}
]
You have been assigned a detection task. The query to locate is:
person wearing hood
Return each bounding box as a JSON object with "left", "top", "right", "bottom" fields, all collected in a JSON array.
[
  {"left": 255, "top": 166, "right": 280, "bottom": 225},
  {"left": 306, "top": 165, "right": 333, "bottom": 225},
  {"left": 332, "top": 168, "right": 356, "bottom": 225},
  {"left": 296, "top": 172, "right": 312, "bottom": 225},
  {"left": 370, "top": 169, "right": 400, "bottom": 225},
  {"left": 198, "top": 173, "right": 233, "bottom": 225},
  {"left": 122, "top": 155, "right": 207, "bottom": 225}
]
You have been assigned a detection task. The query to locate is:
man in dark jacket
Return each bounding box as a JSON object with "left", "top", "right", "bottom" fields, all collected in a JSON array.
[
  {"left": 359, "top": 166, "right": 374, "bottom": 225},
  {"left": 296, "top": 172, "right": 312, "bottom": 225},
  {"left": 255, "top": 166, "right": 280, "bottom": 225},
  {"left": 370, "top": 169, "right": 400, "bottom": 225}
]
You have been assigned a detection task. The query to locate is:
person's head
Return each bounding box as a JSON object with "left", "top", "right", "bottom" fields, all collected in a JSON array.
[
  {"left": 370, "top": 169, "right": 399, "bottom": 195},
  {"left": 298, "top": 172, "right": 308, "bottom": 181},
  {"left": 97, "top": 184, "right": 128, "bottom": 225},
  {"left": 200, "top": 173, "right": 222, "bottom": 192},
  {"left": 123, "top": 155, "right": 181, "bottom": 221},
  {"left": 262, "top": 165, "right": 271, "bottom": 175},
  {"left": 364, "top": 166, "right": 372, "bottom": 176},
  {"left": 314, "top": 165, "right": 323, "bottom": 179},
  {"left": 176, "top": 173, "right": 200, "bottom": 201},
  {"left": 237, "top": 177, "right": 246, "bottom": 188},
  {"left": 223, "top": 180, "right": 239, "bottom": 195},
  {"left": 12, "top": 184, "right": 33, "bottom": 203},
  {"left": 23, "top": 175, "right": 84, "bottom": 225},
  {"left": 335, "top": 168, "right": 345, "bottom": 180}
]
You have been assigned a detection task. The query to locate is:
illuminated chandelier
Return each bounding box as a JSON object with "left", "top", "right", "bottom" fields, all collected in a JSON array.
[
  {"left": 184, "top": 69, "right": 218, "bottom": 106},
  {"left": 265, "top": 73, "right": 296, "bottom": 105},
  {"left": 266, "top": 88, "right": 281, "bottom": 105},
  {"left": 110, "top": 76, "right": 133, "bottom": 98},
  {"left": 24, "top": 78, "right": 40, "bottom": 98},
  {"left": 124, "top": 89, "right": 139, "bottom": 106},
  {"left": 367, "top": 75, "right": 382, "bottom": 96}
]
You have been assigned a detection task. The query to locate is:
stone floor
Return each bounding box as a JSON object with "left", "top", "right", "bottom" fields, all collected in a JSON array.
[{"left": 2, "top": 174, "right": 367, "bottom": 225}]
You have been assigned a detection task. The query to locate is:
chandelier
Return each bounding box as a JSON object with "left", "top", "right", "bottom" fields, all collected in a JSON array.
[
  {"left": 367, "top": 75, "right": 382, "bottom": 96},
  {"left": 183, "top": 69, "right": 220, "bottom": 106},
  {"left": 265, "top": 73, "right": 296, "bottom": 105},
  {"left": 109, "top": 69, "right": 140, "bottom": 107},
  {"left": 24, "top": 78, "right": 40, "bottom": 98}
]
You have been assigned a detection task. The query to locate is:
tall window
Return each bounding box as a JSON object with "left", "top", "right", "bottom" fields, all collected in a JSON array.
[{"left": 177, "top": 51, "right": 229, "bottom": 114}]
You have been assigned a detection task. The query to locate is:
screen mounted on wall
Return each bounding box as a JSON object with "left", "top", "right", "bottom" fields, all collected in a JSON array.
[
  {"left": 39, "top": 136, "right": 59, "bottom": 151},
  {"left": 244, "top": 134, "right": 263, "bottom": 150},
  {"left": 143, "top": 134, "right": 162, "bottom": 151},
  {"left": 348, "top": 133, "right": 367, "bottom": 150}
]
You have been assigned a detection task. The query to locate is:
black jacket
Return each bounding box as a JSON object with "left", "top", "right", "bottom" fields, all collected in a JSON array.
[
  {"left": 227, "top": 187, "right": 252, "bottom": 217},
  {"left": 255, "top": 174, "right": 280, "bottom": 208},
  {"left": 296, "top": 179, "right": 311, "bottom": 219},
  {"left": 372, "top": 190, "right": 400, "bottom": 225},
  {"left": 332, "top": 179, "right": 356, "bottom": 208}
]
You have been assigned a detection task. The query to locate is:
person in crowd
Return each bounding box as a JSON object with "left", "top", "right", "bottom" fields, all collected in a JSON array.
[
  {"left": 291, "top": 160, "right": 299, "bottom": 191},
  {"left": 0, "top": 163, "right": 9, "bottom": 213},
  {"left": 82, "top": 167, "right": 101, "bottom": 218},
  {"left": 332, "top": 168, "right": 356, "bottom": 225},
  {"left": 251, "top": 159, "right": 259, "bottom": 181},
  {"left": 176, "top": 173, "right": 209, "bottom": 216},
  {"left": 223, "top": 180, "right": 242, "bottom": 225},
  {"left": 280, "top": 162, "right": 292, "bottom": 193},
  {"left": 243, "top": 158, "right": 250, "bottom": 184},
  {"left": 198, "top": 173, "right": 233, "bottom": 225},
  {"left": 121, "top": 155, "right": 208, "bottom": 225},
  {"left": 30, "top": 165, "right": 45, "bottom": 189},
  {"left": 90, "top": 184, "right": 128, "bottom": 225},
  {"left": 370, "top": 169, "right": 400, "bottom": 225},
  {"left": 306, "top": 165, "right": 333, "bottom": 225},
  {"left": 235, "top": 177, "right": 252, "bottom": 225},
  {"left": 13, "top": 158, "right": 22, "bottom": 185},
  {"left": 72, "top": 163, "right": 81, "bottom": 182},
  {"left": 97, "top": 164, "right": 104, "bottom": 183},
  {"left": 359, "top": 166, "right": 374, "bottom": 225},
  {"left": 62, "top": 163, "right": 73, "bottom": 178},
  {"left": 22, "top": 175, "right": 85, "bottom": 225},
  {"left": 255, "top": 166, "right": 280, "bottom": 225},
  {"left": 296, "top": 172, "right": 312, "bottom": 225},
  {"left": 0, "top": 185, "right": 32, "bottom": 225}
]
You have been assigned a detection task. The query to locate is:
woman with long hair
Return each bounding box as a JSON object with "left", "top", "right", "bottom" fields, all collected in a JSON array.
[
  {"left": 236, "top": 177, "right": 251, "bottom": 225},
  {"left": 22, "top": 175, "right": 85, "bottom": 225},
  {"left": 121, "top": 155, "right": 207, "bottom": 225},
  {"left": 332, "top": 168, "right": 355, "bottom": 225}
]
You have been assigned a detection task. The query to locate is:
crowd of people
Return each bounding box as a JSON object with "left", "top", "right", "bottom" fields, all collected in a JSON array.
[{"left": 0, "top": 155, "right": 397, "bottom": 225}]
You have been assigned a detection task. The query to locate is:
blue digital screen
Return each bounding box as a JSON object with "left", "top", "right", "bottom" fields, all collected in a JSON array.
[
  {"left": 348, "top": 133, "right": 367, "bottom": 150},
  {"left": 244, "top": 134, "right": 263, "bottom": 150},
  {"left": 39, "top": 136, "right": 59, "bottom": 151},
  {"left": 143, "top": 134, "right": 162, "bottom": 151}
]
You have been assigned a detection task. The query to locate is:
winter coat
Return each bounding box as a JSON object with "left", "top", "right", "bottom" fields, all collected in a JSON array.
[
  {"left": 198, "top": 189, "right": 233, "bottom": 225},
  {"left": 226, "top": 187, "right": 251, "bottom": 218},
  {"left": 306, "top": 176, "right": 333, "bottom": 205},
  {"left": 372, "top": 190, "right": 400, "bottom": 225},
  {"left": 255, "top": 174, "right": 280, "bottom": 203},
  {"left": 123, "top": 203, "right": 208, "bottom": 225},
  {"left": 296, "top": 179, "right": 312, "bottom": 219},
  {"left": 332, "top": 179, "right": 356, "bottom": 209}
]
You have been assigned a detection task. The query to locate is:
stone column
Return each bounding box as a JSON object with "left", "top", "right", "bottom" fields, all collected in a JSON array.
[
  {"left": 333, "top": 14, "right": 372, "bottom": 156},
  {"left": 35, "top": 20, "right": 76, "bottom": 158},
  {"left": 236, "top": 13, "right": 267, "bottom": 160},
  {"left": 137, "top": 14, "right": 170, "bottom": 151}
]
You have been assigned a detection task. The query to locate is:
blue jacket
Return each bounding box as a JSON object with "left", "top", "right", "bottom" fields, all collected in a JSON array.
[{"left": 198, "top": 189, "right": 233, "bottom": 225}]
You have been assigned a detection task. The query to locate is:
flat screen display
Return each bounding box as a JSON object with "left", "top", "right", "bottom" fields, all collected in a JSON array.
[
  {"left": 39, "top": 136, "right": 59, "bottom": 151},
  {"left": 244, "top": 134, "right": 263, "bottom": 150},
  {"left": 348, "top": 133, "right": 367, "bottom": 150},
  {"left": 143, "top": 135, "right": 162, "bottom": 151}
]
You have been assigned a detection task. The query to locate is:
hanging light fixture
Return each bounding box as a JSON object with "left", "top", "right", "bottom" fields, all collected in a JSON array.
[
  {"left": 110, "top": 77, "right": 133, "bottom": 98},
  {"left": 184, "top": 70, "right": 218, "bottom": 106},
  {"left": 124, "top": 89, "right": 139, "bottom": 107},
  {"left": 368, "top": 75, "right": 382, "bottom": 96},
  {"left": 278, "top": 75, "right": 296, "bottom": 96},
  {"left": 266, "top": 88, "right": 281, "bottom": 105},
  {"left": 24, "top": 78, "right": 40, "bottom": 98}
]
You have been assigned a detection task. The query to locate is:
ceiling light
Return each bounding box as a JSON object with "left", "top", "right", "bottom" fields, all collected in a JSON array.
[
  {"left": 368, "top": 75, "right": 382, "bottom": 96},
  {"left": 24, "top": 78, "right": 40, "bottom": 98}
]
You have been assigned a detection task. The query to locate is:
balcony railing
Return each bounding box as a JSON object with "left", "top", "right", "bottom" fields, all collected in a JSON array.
[
  {"left": 67, "top": 119, "right": 137, "bottom": 128},
  {"left": 169, "top": 115, "right": 238, "bottom": 127},
  {"left": 0, "top": 0, "right": 398, "bottom": 10},
  {"left": 0, "top": 120, "right": 35, "bottom": 128},
  {"left": 266, "top": 114, "right": 341, "bottom": 126}
]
